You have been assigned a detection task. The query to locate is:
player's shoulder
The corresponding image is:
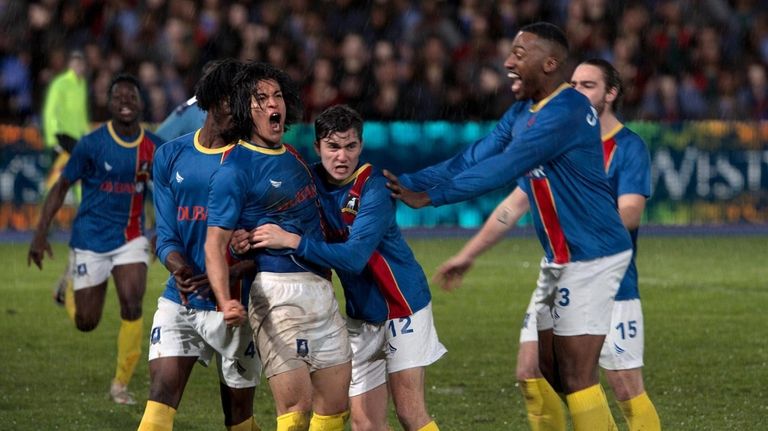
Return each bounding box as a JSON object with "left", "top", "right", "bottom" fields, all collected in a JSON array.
[
  {"left": 79, "top": 123, "right": 110, "bottom": 145},
  {"left": 615, "top": 125, "right": 649, "bottom": 152},
  {"left": 143, "top": 128, "right": 165, "bottom": 147},
  {"left": 154, "top": 131, "right": 195, "bottom": 158}
]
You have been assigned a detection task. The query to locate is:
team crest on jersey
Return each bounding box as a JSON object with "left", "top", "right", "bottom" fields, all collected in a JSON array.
[
  {"left": 150, "top": 327, "right": 161, "bottom": 344},
  {"left": 296, "top": 339, "right": 309, "bottom": 357},
  {"left": 76, "top": 263, "right": 88, "bottom": 276},
  {"left": 104, "top": 161, "right": 113, "bottom": 171},
  {"left": 527, "top": 113, "right": 537, "bottom": 127},
  {"left": 342, "top": 196, "right": 359, "bottom": 217},
  {"left": 269, "top": 179, "right": 282, "bottom": 188},
  {"left": 175, "top": 171, "right": 184, "bottom": 183}
]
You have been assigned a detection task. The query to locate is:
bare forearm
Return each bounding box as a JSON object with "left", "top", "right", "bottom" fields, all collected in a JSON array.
[
  {"left": 458, "top": 189, "right": 528, "bottom": 260},
  {"left": 34, "top": 178, "right": 70, "bottom": 236},
  {"left": 205, "top": 227, "right": 233, "bottom": 306},
  {"left": 163, "top": 251, "right": 189, "bottom": 274}
]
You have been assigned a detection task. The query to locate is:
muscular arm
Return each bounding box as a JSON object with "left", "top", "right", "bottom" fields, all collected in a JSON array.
[
  {"left": 204, "top": 226, "right": 245, "bottom": 325},
  {"left": 28, "top": 176, "right": 72, "bottom": 269}
]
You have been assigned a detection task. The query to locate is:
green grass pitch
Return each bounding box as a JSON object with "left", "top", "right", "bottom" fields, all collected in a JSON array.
[{"left": 1, "top": 234, "right": 766, "bottom": 430}]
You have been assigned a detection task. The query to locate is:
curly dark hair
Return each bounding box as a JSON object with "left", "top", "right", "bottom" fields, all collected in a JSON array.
[
  {"left": 195, "top": 58, "right": 243, "bottom": 112},
  {"left": 231, "top": 61, "right": 303, "bottom": 140},
  {"left": 108, "top": 73, "right": 142, "bottom": 99}
]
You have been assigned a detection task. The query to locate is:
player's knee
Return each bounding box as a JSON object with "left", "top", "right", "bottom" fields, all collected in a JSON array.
[
  {"left": 516, "top": 363, "right": 542, "bottom": 381},
  {"left": 121, "top": 304, "right": 143, "bottom": 321},
  {"left": 350, "top": 415, "right": 385, "bottom": 431},
  {"left": 74, "top": 314, "right": 100, "bottom": 332},
  {"left": 393, "top": 403, "right": 429, "bottom": 429}
]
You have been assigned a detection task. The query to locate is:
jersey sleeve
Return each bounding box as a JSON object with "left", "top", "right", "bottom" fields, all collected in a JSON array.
[
  {"left": 296, "top": 176, "right": 392, "bottom": 274},
  {"left": 427, "top": 104, "right": 578, "bottom": 206},
  {"left": 400, "top": 105, "right": 517, "bottom": 191},
  {"left": 60, "top": 135, "right": 92, "bottom": 183},
  {"left": 152, "top": 145, "right": 184, "bottom": 264},
  {"left": 206, "top": 163, "right": 246, "bottom": 230},
  {"left": 616, "top": 134, "right": 652, "bottom": 198}
]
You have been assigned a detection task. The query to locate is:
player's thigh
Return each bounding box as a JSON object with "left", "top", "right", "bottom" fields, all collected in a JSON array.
[
  {"left": 268, "top": 366, "right": 313, "bottom": 414},
  {"left": 551, "top": 250, "right": 631, "bottom": 337},
  {"left": 311, "top": 361, "right": 352, "bottom": 415},
  {"left": 249, "top": 272, "right": 350, "bottom": 378},
  {"left": 73, "top": 281, "right": 109, "bottom": 327},
  {"left": 599, "top": 299, "right": 645, "bottom": 371},
  {"left": 218, "top": 382, "right": 256, "bottom": 424},
  {"left": 348, "top": 318, "right": 388, "bottom": 398},
  {"left": 147, "top": 355, "right": 197, "bottom": 408},
  {"left": 111, "top": 237, "right": 151, "bottom": 305}
]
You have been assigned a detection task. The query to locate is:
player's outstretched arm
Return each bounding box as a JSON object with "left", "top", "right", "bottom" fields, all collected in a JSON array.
[
  {"left": 383, "top": 169, "right": 432, "bottom": 208},
  {"left": 434, "top": 188, "right": 530, "bottom": 291},
  {"left": 28, "top": 176, "right": 72, "bottom": 269}
]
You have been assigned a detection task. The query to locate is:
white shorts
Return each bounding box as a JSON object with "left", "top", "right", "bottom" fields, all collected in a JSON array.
[
  {"left": 248, "top": 272, "right": 351, "bottom": 378},
  {"left": 520, "top": 250, "right": 631, "bottom": 338},
  {"left": 70, "top": 236, "right": 151, "bottom": 290},
  {"left": 147, "top": 297, "right": 261, "bottom": 388},
  {"left": 348, "top": 302, "right": 447, "bottom": 397},
  {"left": 599, "top": 299, "right": 645, "bottom": 370},
  {"left": 519, "top": 258, "right": 564, "bottom": 343}
]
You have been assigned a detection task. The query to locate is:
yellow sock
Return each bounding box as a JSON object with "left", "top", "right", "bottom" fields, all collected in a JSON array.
[
  {"left": 228, "top": 416, "right": 262, "bottom": 431},
  {"left": 520, "top": 378, "right": 566, "bottom": 431},
  {"left": 308, "top": 411, "right": 349, "bottom": 431},
  {"left": 417, "top": 420, "right": 439, "bottom": 431},
  {"left": 276, "top": 411, "right": 310, "bottom": 431},
  {"left": 64, "top": 276, "right": 76, "bottom": 321},
  {"left": 566, "top": 384, "right": 618, "bottom": 431},
  {"left": 137, "top": 400, "right": 176, "bottom": 431},
  {"left": 617, "top": 392, "right": 661, "bottom": 431},
  {"left": 114, "top": 317, "right": 143, "bottom": 385}
]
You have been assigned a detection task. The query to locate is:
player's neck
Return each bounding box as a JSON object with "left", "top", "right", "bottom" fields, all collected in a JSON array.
[
  {"left": 111, "top": 120, "right": 140, "bottom": 138},
  {"left": 198, "top": 125, "right": 228, "bottom": 149},
  {"left": 599, "top": 112, "right": 620, "bottom": 136}
]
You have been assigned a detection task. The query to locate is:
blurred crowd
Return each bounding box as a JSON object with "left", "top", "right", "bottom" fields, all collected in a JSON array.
[{"left": 2, "top": 0, "right": 768, "bottom": 128}]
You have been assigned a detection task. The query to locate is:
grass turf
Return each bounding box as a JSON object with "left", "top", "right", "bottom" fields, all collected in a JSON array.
[{"left": 0, "top": 234, "right": 765, "bottom": 430}]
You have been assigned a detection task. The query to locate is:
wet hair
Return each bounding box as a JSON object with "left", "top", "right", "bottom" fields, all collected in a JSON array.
[
  {"left": 520, "top": 22, "right": 569, "bottom": 53},
  {"left": 231, "top": 61, "right": 302, "bottom": 140},
  {"left": 108, "top": 73, "right": 142, "bottom": 99},
  {"left": 314, "top": 105, "right": 363, "bottom": 142},
  {"left": 195, "top": 58, "right": 243, "bottom": 112},
  {"left": 581, "top": 58, "right": 624, "bottom": 111}
]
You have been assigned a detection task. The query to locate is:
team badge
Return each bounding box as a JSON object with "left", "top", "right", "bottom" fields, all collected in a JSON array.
[
  {"left": 76, "top": 263, "right": 88, "bottom": 276},
  {"left": 296, "top": 339, "right": 309, "bottom": 357},
  {"left": 342, "top": 196, "right": 359, "bottom": 217},
  {"left": 150, "top": 327, "right": 161, "bottom": 344}
]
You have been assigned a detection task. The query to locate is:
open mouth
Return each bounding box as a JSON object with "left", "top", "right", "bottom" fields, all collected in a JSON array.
[{"left": 269, "top": 112, "right": 282, "bottom": 132}]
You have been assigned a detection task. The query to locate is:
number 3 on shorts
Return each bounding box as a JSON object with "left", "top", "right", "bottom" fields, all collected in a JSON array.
[{"left": 557, "top": 287, "right": 570, "bottom": 307}]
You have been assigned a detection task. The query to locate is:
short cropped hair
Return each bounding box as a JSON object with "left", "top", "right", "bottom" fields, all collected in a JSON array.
[
  {"left": 314, "top": 105, "right": 363, "bottom": 142},
  {"left": 108, "top": 73, "right": 142, "bottom": 99},
  {"left": 231, "top": 62, "right": 302, "bottom": 140},
  {"left": 195, "top": 58, "right": 243, "bottom": 112},
  {"left": 581, "top": 58, "right": 624, "bottom": 111},
  {"left": 520, "top": 22, "right": 569, "bottom": 53}
]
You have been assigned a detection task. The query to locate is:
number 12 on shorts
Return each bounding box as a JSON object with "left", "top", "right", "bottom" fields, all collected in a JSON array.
[{"left": 388, "top": 316, "right": 414, "bottom": 338}]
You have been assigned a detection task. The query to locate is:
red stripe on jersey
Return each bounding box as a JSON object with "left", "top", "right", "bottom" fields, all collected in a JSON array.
[
  {"left": 124, "top": 135, "right": 155, "bottom": 242},
  {"left": 602, "top": 136, "right": 617, "bottom": 173},
  {"left": 368, "top": 251, "right": 413, "bottom": 319},
  {"left": 530, "top": 178, "right": 570, "bottom": 264}
]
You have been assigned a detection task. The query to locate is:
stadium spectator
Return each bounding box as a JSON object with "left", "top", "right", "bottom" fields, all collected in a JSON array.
[
  {"left": 28, "top": 74, "right": 163, "bottom": 405},
  {"left": 204, "top": 62, "right": 351, "bottom": 431},
  {"left": 250, "top": 105, "right": 446, "bottom": 431},
  {"left": 384, "top": 22, "right": 633, "bottom": 430},
  {"left": 4, "top": 2, "right": 768, "bottom": 133},
  {"left": 138, "top": 58, "right": 263, "bottom": 431}
]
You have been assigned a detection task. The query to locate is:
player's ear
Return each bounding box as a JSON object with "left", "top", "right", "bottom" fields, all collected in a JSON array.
[
  {"left": 313, "top": 140, "right": 321, "bottom": 156},
  {"left": 543, "top": 56, "right": 559, "bottom": 74},
  {"left": 605, "top": 86, "right": 618, "bottom": 105}
]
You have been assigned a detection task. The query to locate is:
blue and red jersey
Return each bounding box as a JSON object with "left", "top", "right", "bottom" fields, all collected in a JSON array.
[
  {"left": 62, "top": 121, "right": 161, "bottom": 253},
  {"left": 296, "top": 163, "right": 432, "bottom": 323},
  {"left": 409, "top": 84, "right": 631, "bottom": 263},
  {"left": 207, "top": 141, "right": 328, "bottom": 277},
  {"left": 602, "top": 124, "right": 651, "bottom": 300},
  {"left": 153, "top": 130, "right": 249, "bottom": 310}
]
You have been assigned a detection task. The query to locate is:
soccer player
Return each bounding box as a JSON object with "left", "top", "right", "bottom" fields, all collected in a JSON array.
[
  {"left": 384, "top": 22, "right": 632, "bottom": 430},
  {"left": 28, "top": 74, "right": 162, "bottom": 405},
  {"left": 204, "top": 62, "right": 352, "bottom": 431},
  {"left": 137, "top": 59, "right": 263, "bottom": 431},
  {"left": 250, "top": 105, "right": 445, "bottom": 431}
]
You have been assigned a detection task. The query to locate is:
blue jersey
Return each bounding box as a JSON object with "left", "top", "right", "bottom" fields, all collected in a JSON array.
[
  {"left": 602, "top": 124, "right": 651, "bottom": 300},
  {"left": 400, "top": 102, "right": 528, "bottom": 191},
  {"left": 62, "top": 122, "right": 161, "bottom": 252},
  {"left": 155, "top": 97, "right": 207, "bottom": 142},
  {"left": 296, "top": 163, "right": 432, "bottom": 323},
  {"left": 423, "top": 84, "right": 631, "bottom": 263},
  {"left": 153, "top": 130, "right": 249, "bottom": 310},
  {"left": 207, "top": 141, "right": 328, "bottom": 276}
]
